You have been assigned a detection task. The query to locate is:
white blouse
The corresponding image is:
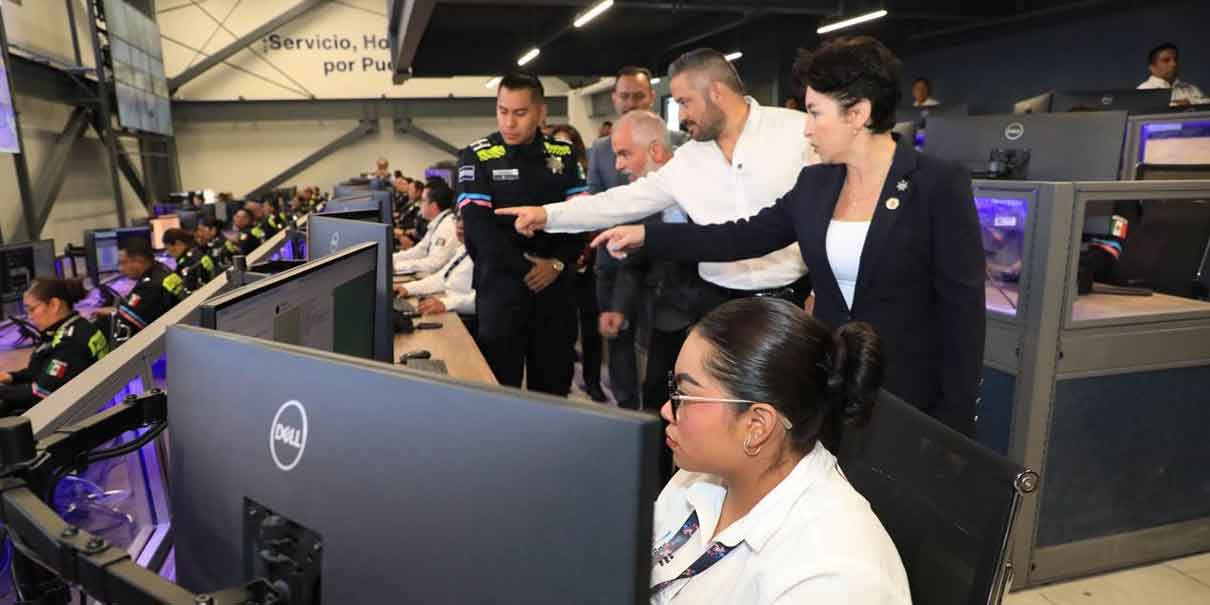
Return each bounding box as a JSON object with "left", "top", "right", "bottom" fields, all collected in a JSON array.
[
  {"left": 826, "top": 220, "right": 872, "bottom": 310},
  {"left": 650, "top": 444, "right": 910, "bottom": 605}
]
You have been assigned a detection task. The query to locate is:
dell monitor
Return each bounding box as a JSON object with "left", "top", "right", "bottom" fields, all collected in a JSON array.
[
  {"left": 307, "top": 216, "right": 393, "bottom": 363},
  {"left": 320, "top": 195, "right": 392, "bottom": 226},
  {"left": 178, "top": 209, "right": 201, "bottom": 231},
  {"left": 925, "top": 111, "right": 1128, "bottom": 181},
  {"left": 1014, "top": 89, "right": 1172, "bottom": 115},
  {"left": 0, "top": 239, "right": 57, "bottom": 305},
  {"left": 166, "top": 324, "right": 660, "bottom": 604},
  {"left": 895, "top": 103, "right": 969, "bottom": 129},
  {"left": 199, "top": 241, "right": 378, "bottom": 360},
  {"left": 84, "top": 226, "right": 152, "bottom": 286}
]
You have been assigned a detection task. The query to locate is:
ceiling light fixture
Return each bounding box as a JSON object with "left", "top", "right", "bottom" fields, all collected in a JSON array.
[
  {"left": 817, "top": 9, "right": 888, "bottom": 34},
  {"left": 485, "top": 76, "right": 502, "bottom": 89},
  {"left": 517, "top": 48, "right": 541, "bottom": 66},
  {"left": 574, "top": 0, "right": 614, "bottom": 28},
  {"left": 724, "top": 51, "right": 743, "bottom": 62}
]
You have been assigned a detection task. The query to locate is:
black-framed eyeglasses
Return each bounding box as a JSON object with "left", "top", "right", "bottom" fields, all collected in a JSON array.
[{"left": 666, "top": 371, "right": 793, "bottom": 430}]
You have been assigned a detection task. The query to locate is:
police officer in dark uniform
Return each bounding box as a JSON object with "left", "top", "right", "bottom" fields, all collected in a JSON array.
[
  {"left": 246, "top": 201, "right": 282, "bottom": 239},
  {"left": 98, "top": 238, "right": 185, "bottom": 340},
  {"left": 0, "top": 278, "right": 108, "bottom": 415},
  {"left": 226, "top": 209, "right": 263, "bottom": 259},
  {"left": 162, "top": 227, "right": 215, "bottom": 292},
  {"left": 458, "top": 72, "right": 588, "bottom": 396},
  {"left": 196, "top": 216, "right": 230, "bottom": 271}
]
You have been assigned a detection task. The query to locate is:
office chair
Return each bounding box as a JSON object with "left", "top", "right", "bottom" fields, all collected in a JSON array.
[{"left": 838, "top": 391, "right": 1038, "bottom": 605}]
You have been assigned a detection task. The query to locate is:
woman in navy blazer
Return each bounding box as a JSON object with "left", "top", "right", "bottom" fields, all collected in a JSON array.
[{"left": 593, "top": 37, "right": 986, "bottom": 436}]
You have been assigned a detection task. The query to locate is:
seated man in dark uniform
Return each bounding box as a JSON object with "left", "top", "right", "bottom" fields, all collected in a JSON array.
[
  {"left": 163, "top": 227, "right": 215, "bottom": 292},
  {"left": 94, "top": 238, "right": 186, "bottom": 341}
]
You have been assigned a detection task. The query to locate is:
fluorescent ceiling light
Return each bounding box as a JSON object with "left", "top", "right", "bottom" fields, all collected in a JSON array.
[
  {"left": 651, "top": 77, "right": 662, "bottom": 84},
  {"left": 724, "top": 51, "right": 743, "bottom": 62},
  {"left": 485, "top": 76, "right": 502, "bottom": 89},
  {"left": 517, "top": 48, "right": 541, "bottom": 66},
  {"left": 817, "top": 9, "right": 888, "bottom": 34},
  {"left": 574, "top": 0, "right": 614, "bottom": 28}
]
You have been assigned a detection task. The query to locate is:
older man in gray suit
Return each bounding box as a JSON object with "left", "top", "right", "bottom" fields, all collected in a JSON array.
[{"left": 587, "top": 66, "right": 680, "bottom": 409}]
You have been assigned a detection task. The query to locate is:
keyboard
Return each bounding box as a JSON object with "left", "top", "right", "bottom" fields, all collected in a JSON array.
[
  {"left": 403, "top": 358, "right": 448, "bottom": 375},
  {"left": 393, "top": 298, "right": 418, "bottom": 314}
]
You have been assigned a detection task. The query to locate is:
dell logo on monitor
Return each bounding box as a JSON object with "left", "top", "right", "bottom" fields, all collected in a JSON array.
[
  {"left": 270, "top": 400, "right": 308, "bottom": 471},
  {"left": 1004, "top": 122, "right": 1025, "bottom": 141},
  {"left": 1101, "top": 94, "right": 1115, "bottom": 106},
  {"left": 329, "top": 232, "right": 341, "bottom": 254}
]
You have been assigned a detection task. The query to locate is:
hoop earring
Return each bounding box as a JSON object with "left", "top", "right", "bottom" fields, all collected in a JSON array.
[{"left": 743, "top": 434, "right": 762, "bottom": 457}]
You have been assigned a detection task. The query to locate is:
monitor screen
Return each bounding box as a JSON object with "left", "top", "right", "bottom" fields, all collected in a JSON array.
[
  {"left": 103, "top": 0, "right": 172, "bottom": 135},
  {"left": 307, "top": 216, "right": 393, "bottom": 363},
  {"left": 0, "top": 240, "right": 57, "bottom": 304},
  {"left": 85, "top": 226, "right": 152, "bottom": 285},
  {"left": 150, "top": 215, "right": 181, "bottom": 250},
  {"left": 200, "top": 241, "right": 378, "bottom": 359},
  {"left": 0, "top": 48, "right": 19, "bottom": 154},
  {"left": 166, "top": 325, "right": 660, "bottom": 603},
  {"left": 178, "top": 209, "right": 201, "bottom": 230}
]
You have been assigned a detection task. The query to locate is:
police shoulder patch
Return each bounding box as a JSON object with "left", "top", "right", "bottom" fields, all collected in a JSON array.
[
  {"left": 88, "top": 331, "right": 109, "bottom": 359},
  {"left": 476, "top": 145, "right": 506, "bottom": 161},
  {"left": 163, "top": 272, "right": 185, "bottom": 295}
]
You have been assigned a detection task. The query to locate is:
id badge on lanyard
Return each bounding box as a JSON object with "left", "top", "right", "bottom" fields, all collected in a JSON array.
[{"left": 650, "top": 510, "right": 737, "bottom": 596}]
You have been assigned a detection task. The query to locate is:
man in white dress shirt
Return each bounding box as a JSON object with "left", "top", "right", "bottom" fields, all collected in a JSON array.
[
  {"left": 1137, "top": 42, "right": 1208, "bottom": 107},
  {"left": 911, "top": 77, "right": 940, "bottom": 107},
  {"left": 394, "top": 213, "right": 475, "bottom": 318},
  {"left": 392, "top": 184, "right": 458, "bottom": 275},
  {"left": 498, "top": 48, "right": 813, "bottom": 310}
]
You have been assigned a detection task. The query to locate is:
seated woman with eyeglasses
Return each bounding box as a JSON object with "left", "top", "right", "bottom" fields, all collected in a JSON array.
[{"left": 652, "top": 297, "right": 909, "bottom": 604}]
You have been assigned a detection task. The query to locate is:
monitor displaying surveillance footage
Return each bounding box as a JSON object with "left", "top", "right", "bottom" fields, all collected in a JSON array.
[
  {"left": 103, "top": 0, "right": 173, "bottom": 136},
  {"left": 0, "top": 50, "right": 19, "bottom": 153}
]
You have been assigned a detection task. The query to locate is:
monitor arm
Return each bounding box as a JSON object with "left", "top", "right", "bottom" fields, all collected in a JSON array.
[{"left": 0, "top": 391, "right": 283, "bottom": 605}]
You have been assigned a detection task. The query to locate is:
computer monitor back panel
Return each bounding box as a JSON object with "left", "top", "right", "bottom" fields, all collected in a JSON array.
[
  {"left": 307, "top": 216, "right": 393, "bottom": 363},
  {"left": 166, "top": 326, "right": 659, "bottom": 604},
  {"left": 926, "top": 112, "right": 1128, "bottom": 181},
  {"left": 201, "top": 242, "right": 377, "bottom": 359},
  {"left": 0, "top": 240, "right": 56, "bottom": 304},
  {"left": 1051, "top": 89, "right": 1172, "bottom": 114}
]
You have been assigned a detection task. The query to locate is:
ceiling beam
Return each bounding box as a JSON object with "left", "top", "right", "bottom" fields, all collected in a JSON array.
[
  {"left": 389, "top": 0, "right": 439, "bottom": 83},
  {"left": 245, "top": 119, "right": 379, "bottom": 199}
]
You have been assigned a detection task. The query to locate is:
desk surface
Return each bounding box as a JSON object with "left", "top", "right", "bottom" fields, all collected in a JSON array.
[
  {"left": 0, "top": 348, "right": 32, "bottom": 372},
  {"left": 393, "top": 311, "right": 496, "bottom": 385},
  {"left": 984, "top": 283, "right": 1210, "bottom": 325}
]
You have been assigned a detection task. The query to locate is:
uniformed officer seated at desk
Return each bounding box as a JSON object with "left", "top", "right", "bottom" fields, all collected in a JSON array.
[
  {"left": 457, "top": 71, "right": 588, "bottom": 396},
  {"left": 195, "top": 216, "right": 230, "bottom": 270},
  {"left": 0, "top": 278, "right": 108, "bottom": 415},
  {"left": 394, "top": 212, "right": 476, "bottom": 334},
  {"left": 245, "top": 200, "right": 284, "bottom": 239},
  {"left": 162, "top": 228, "right": 216, "bottom": 292},
  {"left": 226, "top": 209, "right": 262, "bottom": 258},
  {"left": 393, "top": 184, "right": 458, "bottom": 275},
  {"left": 93, "top": 238, "right": 185, "bottom": 340}
]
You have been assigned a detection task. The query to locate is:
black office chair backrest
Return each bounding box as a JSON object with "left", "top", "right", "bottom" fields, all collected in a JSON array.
[{"left": 838, "top": 391, "right": 1037, "bottom": 605}]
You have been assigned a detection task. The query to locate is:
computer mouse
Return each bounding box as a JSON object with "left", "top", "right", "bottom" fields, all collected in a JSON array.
[{"left": 399, "top": 350, "right": 432, "bottom": 362}]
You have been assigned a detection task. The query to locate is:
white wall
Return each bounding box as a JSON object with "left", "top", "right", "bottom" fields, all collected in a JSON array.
[
  {"left": 173, "top": 116, "right": 502, "bottom": 195},
  {"left": 2, "top": 0, "right": 92, "bottom": 67},
  {"left": 160, "top": 0, "right": 569, "bottom": 101}
]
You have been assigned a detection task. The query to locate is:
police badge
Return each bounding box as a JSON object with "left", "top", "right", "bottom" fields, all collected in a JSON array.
[{"left": 547, "top": 155, "right": 564, "bottom": 175}]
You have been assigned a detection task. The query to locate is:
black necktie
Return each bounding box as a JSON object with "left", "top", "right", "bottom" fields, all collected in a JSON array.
[{"left": 443, "top": 251, "right": 468, "bottom": 280}]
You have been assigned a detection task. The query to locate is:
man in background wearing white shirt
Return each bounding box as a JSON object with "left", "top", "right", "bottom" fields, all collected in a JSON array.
[
  {"left": 499, "top": 48, "right": 813, "bottom": 312},
  {"left": 912, "top": 77, "right": 940, "bottom": 107},
  {"left": 1138, "top": 42, "right": 1208, "bottom": 107},
  {"left": 395, "top": 213, "right": 476, "bottom": 332},
  {"left": 393, "top": 184, "right": 458, "bottom": 275}
]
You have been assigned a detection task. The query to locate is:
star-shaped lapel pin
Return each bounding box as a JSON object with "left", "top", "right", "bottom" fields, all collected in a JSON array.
[{"left": 896, "top": 179, "right": 909, "bottom": 192}]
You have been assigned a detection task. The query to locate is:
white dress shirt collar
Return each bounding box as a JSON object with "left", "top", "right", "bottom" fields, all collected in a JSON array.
[{"left": 681, "top": 442, "right": 832, "bottom": 552}]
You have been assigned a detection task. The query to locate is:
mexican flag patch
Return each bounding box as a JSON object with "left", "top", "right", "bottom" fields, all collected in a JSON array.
[{"left": 46, "top": 359, "right": 69, "bottom": 378}]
